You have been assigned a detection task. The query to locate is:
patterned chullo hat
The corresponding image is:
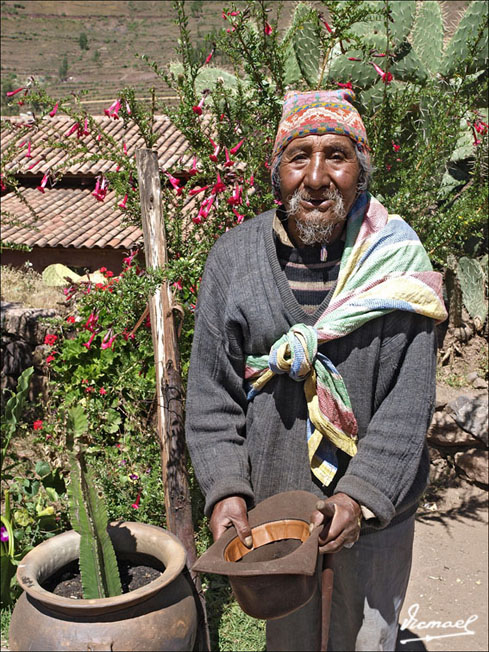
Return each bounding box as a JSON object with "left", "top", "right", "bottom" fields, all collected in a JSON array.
[{"left": 271, "top": 88, "right": 370, "bottom": 166}]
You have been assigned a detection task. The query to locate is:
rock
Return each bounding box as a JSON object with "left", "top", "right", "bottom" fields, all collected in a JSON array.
[
  {"left": 454, "top": 449, "right": 489, "bottom": 486},
  {"left": 429, "top": 456, "right": 457, "bottom": 485},
  {"left": 435, "top": 384, "right": 466, "bottom": 409},
  {"left": 466, "top": 371, "right": 479, "bottom": 383},
  {"left": 1, "top": 303, "right": 58, "bottom": 345},
  {"left": 446, "top": 395, "right": 488, "bottom": 446},
  {"left": 427, "top": 411, "right": 481, "bottom": 447},
  {"left": 472, "top": 377, "right": 488, "bottom": 390},
  {"left": 42, "top": 263, "right": 81, "bottom": 286}
]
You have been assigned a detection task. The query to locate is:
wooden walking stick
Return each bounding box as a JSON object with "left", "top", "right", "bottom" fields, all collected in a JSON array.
[
  {"left": 136, "top": 149, "right": 210, "bottom": 651},
  {"left": 320, "top": 555, "right": 334, "bottom": 652}
]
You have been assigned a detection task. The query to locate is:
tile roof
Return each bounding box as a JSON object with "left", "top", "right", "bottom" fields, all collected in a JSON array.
[
  {"left": 1, "top": 115, "right": 193, "bottom": 177},
  {"left": 1, "top": 186, "right": 143, "bottom": 250},
  {"left": 0, "top": 114, "right": 201, "bottom": 251}
]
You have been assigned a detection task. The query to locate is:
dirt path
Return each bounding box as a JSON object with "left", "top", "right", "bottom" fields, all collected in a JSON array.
[{"left": 397, "top": 481, "right": 488, "bottom": 652}]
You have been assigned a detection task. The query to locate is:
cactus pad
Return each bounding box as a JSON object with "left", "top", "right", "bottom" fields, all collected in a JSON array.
[{"left": 457, "top": 257, "right": 488, "bottom": 327}]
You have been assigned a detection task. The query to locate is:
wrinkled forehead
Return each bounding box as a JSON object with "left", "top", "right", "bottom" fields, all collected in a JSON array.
[{"left": 282, "top": 133, "right": 358, "bottom": 156}]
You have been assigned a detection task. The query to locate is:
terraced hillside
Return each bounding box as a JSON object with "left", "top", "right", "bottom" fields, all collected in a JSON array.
[
  {"left": 0, "top": 0, "right": 249, "bottom": 113},
  {"left": 1, "top": 0, "right": 468, "bottom": 116}
]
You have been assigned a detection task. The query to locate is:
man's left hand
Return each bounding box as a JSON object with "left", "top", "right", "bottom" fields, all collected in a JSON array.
[{"left": 309, "top": 493, "right": 362, "bottom": 553}]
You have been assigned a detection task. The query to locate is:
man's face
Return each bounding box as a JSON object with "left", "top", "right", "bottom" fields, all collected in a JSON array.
[{"left": 279, "top": 134, "right": 360, "bottom": 245}]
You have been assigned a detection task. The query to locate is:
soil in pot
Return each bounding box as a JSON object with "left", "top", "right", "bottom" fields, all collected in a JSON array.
[{"left": 41, "top": 552, "right": 163, "bottom": 599}]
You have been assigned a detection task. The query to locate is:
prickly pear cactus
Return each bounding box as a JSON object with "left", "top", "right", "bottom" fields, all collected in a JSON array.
[
  {"left": 440, "top": 0, "right": 488, "bottom": 77},
  {"left": 457, "top": 257, "right": 488, "bottom": 329},
  {"left": 389, "top": 0, "right": 417, "bottom": 44},
  {"left": 292, "top": 2, "right": 321, "bottom": 87},
  {"left": 412, "top": 1, "right": 444, "bottom": 75},
  {"left": 67, "top": 406, "right": 122, "bottom": 600},
  {"left": 283, "top": 40, "right": 303, "bottom": 87}
]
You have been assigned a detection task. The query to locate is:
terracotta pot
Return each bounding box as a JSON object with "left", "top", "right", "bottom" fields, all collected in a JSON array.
[{"left": 9, "top": 522, "right": 198, "bottom": 651}]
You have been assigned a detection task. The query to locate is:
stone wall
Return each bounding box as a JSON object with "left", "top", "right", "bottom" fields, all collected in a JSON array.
[{"left": 1, "top": 301, "right": 59, "bottom": 402}]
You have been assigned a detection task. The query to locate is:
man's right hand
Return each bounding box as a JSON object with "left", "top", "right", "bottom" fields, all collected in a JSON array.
[{"left": 209, "top": 496, "right": 253, "bottom": 548}]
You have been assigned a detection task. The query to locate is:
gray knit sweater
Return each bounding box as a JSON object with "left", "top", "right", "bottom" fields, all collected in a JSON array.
[{"left": 185, "top": 209, "right": 437, "bottom": 533}]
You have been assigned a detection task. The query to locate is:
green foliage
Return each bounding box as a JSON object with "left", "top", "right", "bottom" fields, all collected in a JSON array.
[
  {"left": 457, "top": 257, "right": 488, "bottom": 328},
  {"left": 441, "top": 1, "right": 488, "bottom": 77},
  {"left": 58, "top": 54, "right": 68, "bottom": 81},
  {"left": 78, "top": 32, "right": 89, "bottom": 51},
  {"left": 67, "top": 406, "right": 122, "bottom": 600},
  {"left": 1, "top": 367, "right": 34, "bottom": 475},
  {"left": 411, "top": 1, "right": 443, "bottom": 75}
]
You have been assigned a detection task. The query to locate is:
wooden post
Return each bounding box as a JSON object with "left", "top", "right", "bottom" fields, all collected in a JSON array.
[{"left": 136, "top": 149, "right": 210, "bottom": 651}]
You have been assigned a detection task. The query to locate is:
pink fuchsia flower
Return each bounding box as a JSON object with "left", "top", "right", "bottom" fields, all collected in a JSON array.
[
  {"left": 227, "top": 184, "right": 243, "bottom": 206},
  {"left": 131, "top": 491, "right": 141, "bottom": 509},
  {"left": 37, "top": 172, "right": 50, "bottom": 193},
  {"left": 104, "top": 99, "right": 121, "bottom": 119},
  {"left": 101, "top": 333, "right": 117, "bottom": 350},
  {"left": 319, "top": 14, "right": 333, "bottom": 33},
  {"left": 232, "top": 208, "right": 244, "bottom": 224},
  {"left": 372, "top": 52, "right": 386, "bottom": 57},
  {"left": 44, "top": 334, "right": 58, "bottom": 346},
  {"left": 49, "top": 102, "right": 59, "bottom": 117},
  {"left": 474, "top": 120, "right": 488, "bottom": 135},
  {"left": 223, "top": 148, "right": 234, "bottom": 167},
  {"left": 92, "top": 176, "right": 109, "bottom": 201},
  {"left": 204, "top": 48, "right": 215, "bottom": 65},
  {"left": 392, "top": 141, "right": 401, "bottom": 151},
  {"left": 25, "top": 141, "right": 32, "bottom": 158},
  {"left": 188, "top": 185, "right": 209, "bottom": 196},
  {"left": 211, "top": 172, "right": 226, "bottom": 194},
  {"left": 164, "top": 171, "right": 182, "bottom": 195},
  {"left": 173, "top": 279, "right": 183, "bottom": 291},
  {"left": 129, "top": 473, "right": 139, "bottom": 481},
  {"left": 6, "top": 87, "right": 26, "bottom": 97},
  {"left": 82, "top": 118, "right": 89, "bottom": 136},
  {"left": 337, "top": 81, "right": 353, "bottom": 90},
  {"left": 348, "top": 57, "right": 361, "bottom": 62},
  {"left": 82, "top": 332, "right": 97, "bottom": 349},
  {"left": 0, "top": 526, "right": 8, "bottom": 542},
  {"left": 230, "top": 138, "right": 245, "bottom": 155},
  {"left": 0, "top": 175, "right": 7, "bottom": 192},
  {"left": 84, "top": 312, "right": 98, "bottom": 331},
  {"left": 192, "top": 97, "right": 206, "bottom": 116},
  {"left": 99, "top": 387, "right": 107, "bottom": 395},
  {"left": 370, "top": 62, "right": 393, "bottom": 84},
  {"left": 264, "top": 22, "right": 273, "bottom": 36},
  {"left": 118, "top": 194, "right": 128, "bottom": 209},
  {"left": 125, "top": 100, "right": 131, "bottom": 115},
  {"left": 33, "top": 419, "right": 43, "bottom": 431},
  {"left": 208, "top": 137, "right": 220, "bottom": 162},
  {"left": 188, "top": 156, "right": 199, "bottom": 176}
]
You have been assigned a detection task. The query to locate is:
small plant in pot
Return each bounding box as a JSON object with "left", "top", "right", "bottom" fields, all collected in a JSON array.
[{"left": 8, "top": 407, "right": 198, "bottom": 652}]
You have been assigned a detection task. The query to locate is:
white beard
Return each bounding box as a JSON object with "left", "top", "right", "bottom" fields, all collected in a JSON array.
[{"left": 286, "top": 188, "right": 347, "bottom": 245}]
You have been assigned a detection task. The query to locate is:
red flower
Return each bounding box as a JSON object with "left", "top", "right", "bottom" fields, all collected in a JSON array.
[
  {"left": 232, "top": 208, "right": 244, "bottom": 223},
  {"left": 37, "top": 172, "right": 49, "bottom": 193},
  {"left": 82, "top": 332, "right": 97, "bottom": 349},
  {"left": 131, "top": 491, "right": 141, "bottom": 510},
  {"left": 392, "top": 141, "right": 401, "bottom": 152},
  {"left": 6, "top": 87, "right": 26, "bottom": 97},
  {"left": 188, "top": 156, "right": 199, "bottom": 176},
  {"left": 474, "top": 120, "right": 488, "bottom": 135},
  {"left": 164, "top": 171, "right": 182, "bottom": 194},
  {"left": 33, "top": 419, "right": 43, "bottom": 430},
  {"left": 46, "top": 354, "right": 56, "bottom": 364},
  {"left": 230, "top": 138, "right": 245, "bottom": 155},
  {"left": 370, "top": 62, "right": 393, "bottom": 84},
  {"left": 173, "top": 279, "right": 183, "bottom": 291},
  {"left": 188, "top": 185, "right": 209, "bottom": 196},
  {"left": 118, "top": 194, "right": 128, "bottom": 209},
  {"left": 99, "top": 267, "right": 107, "bottom": 273},
  {"left": 105, "top": 270, "right": 114, "bottom": 278},
  {"left": 337, "top": 81, "right": 353, "bottom": 90},
  {"left": 66, "top": 316, "right": 76, "bottom": 323},
  {"left": 49, "top": 102, "right": 59, "bottom": 117},
  {"left": 264, "top": 22, "right": 273, "bottom": 36},
  {"left": 192, "top": 96, "right": 206, "bottom": 116},
  {"left": 348, "top": 57, "right": 361, "bottom": 62},
  {"left": 204, "top": 48, "right": 215, "bottom": 65},
  {"left": 223, "top": 148, "right": 234, "bottom": 167},
  {"left": 44, "top": 334, "right": 58, "bottom": 346},
  {"left": 211, "top": 172, "right": 226, "bottom": 194},
  {"left": 25, "top": 141, "right": 32, "bottom": 158},
  {"left": 99, "top": 387, "right": 107, "bottom": 395},
  {"left": 104, "top": 99, "right": 121, "bottom": 119}
]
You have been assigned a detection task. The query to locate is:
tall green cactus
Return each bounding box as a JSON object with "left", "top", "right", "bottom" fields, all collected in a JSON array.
[
  {"left": 66, "top": 406, "right": 122, "bottom": 599},
  {"left": 291, "top": 2, "right": 321, "bottom": 87},
  {"left": 457, "top": 257, "right": 488, "bottom": 329}
]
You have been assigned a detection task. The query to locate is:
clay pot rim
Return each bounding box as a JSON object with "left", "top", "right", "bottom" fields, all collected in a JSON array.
[{"left": 16, "top": 521, "right": 187, "bottom": 614}]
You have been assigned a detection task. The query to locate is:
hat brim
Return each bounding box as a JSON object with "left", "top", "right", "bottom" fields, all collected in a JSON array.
[{"left": 193, "top": 490, "right": 320, "bottom": 577}]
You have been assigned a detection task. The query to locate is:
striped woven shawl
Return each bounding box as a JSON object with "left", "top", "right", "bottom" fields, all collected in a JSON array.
[{"left": 245, "top": 192, "right": 447, "bottom": 486}]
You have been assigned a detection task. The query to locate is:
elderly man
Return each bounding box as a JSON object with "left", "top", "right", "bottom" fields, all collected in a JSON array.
[{"left": 185, "top": 90, "right": 446, "bottom": 651}]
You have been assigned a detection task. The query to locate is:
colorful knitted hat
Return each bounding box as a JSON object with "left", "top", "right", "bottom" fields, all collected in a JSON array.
[{"left": 271, "top": 89, "right": 369, "bottom": 165}]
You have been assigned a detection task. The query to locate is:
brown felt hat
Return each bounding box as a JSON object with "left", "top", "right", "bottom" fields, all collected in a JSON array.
[{"left": 192, "top": 490, "right": 320, "bottom": 620}]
